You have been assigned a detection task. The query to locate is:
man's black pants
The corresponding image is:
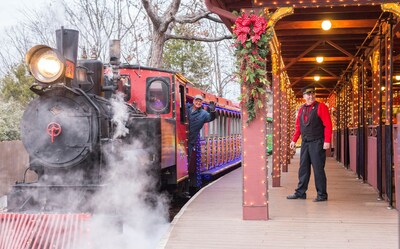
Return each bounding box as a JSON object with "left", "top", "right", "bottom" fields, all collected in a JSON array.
[{"left": 295, "top": 138, "right": 328, "bottom": 199}]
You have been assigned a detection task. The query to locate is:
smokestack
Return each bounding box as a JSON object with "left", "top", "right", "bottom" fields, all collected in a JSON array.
[
  {"left": 56, "top": 27, "right": 79, "bottom": 65},
  {"left": 109, "top": 40, "right": 120, "bottom": 65}
]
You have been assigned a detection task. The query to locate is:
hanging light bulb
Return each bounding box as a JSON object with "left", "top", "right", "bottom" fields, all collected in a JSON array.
[
  {"left": 314, "top": 75, "right": 321, "bottom": 81},
  {"left": 321, "top": 20, "right": 332, "bottom": 31},
  {"left": 316, "top": 56, "right": 324, "bottom": 63}
]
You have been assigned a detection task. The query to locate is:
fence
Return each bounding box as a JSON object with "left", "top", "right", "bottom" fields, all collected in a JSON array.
[{"left": 0, "top": 141, "right": 33, "bottom": 197}]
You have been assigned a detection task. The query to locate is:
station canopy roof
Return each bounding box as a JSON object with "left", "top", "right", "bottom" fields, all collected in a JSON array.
[{"left": 207, "top": 0, "right": 397, "bottom": 98}]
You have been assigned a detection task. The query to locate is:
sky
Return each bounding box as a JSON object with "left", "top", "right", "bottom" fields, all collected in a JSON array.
[
  {"left": 0, "top": 0, "right": 240, "bottom": 100},
  {"left": 0, "top": 0, "right": 50, "bottom": 31}
]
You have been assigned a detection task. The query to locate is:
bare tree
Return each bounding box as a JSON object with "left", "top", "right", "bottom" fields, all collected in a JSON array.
[
  {"left": 204, "top": 17, "right": 238, "bottom": 99},
  {"left": 0, "top": 0, "right": 237, "bottom": 100},
  {"left": 0, "top": 5, "right": 59, "bottom": 75},
  {"left": 63, "top": 0, "right": 145, "bottom": 61},
  {"left": 141, "top": 0, "right": 231, "bottom": 68}
]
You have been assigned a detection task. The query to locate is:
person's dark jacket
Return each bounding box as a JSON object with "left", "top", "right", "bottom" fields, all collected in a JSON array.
[{"left": 186, "top": 103, "right": 216, "bottom": 147}]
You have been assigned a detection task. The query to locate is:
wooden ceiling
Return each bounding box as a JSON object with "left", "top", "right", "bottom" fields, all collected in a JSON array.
[{"left": 207, "top": 0, "right": 393, "bottom": 98}]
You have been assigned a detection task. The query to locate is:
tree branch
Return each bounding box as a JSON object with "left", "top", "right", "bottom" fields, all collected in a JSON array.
[
  {"left": 141, "top": 0, "right": 161, "bottom": 29},
  {"left": 159, "top": 0, "right": 181, "bottom": 32},
  {"left": 204, "top": 14, "right": 223, "bottom": 23},
  {"left": 175, "top": 11, "right": 222, "bottom": 24},
  {"left": 165, "top": 34, "right": 232, "bottom": 42}
]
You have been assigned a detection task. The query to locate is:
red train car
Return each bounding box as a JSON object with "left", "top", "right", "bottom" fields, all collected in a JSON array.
[{"left": 116, "top": 65, "right": 242, "bottom": 188}]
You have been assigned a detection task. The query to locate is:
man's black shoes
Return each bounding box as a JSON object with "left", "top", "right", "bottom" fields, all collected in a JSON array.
[
  {"left": 313, "top": 196, "right": 328, "bottom": 202},
  {"left": 177, "top": 192, "right": 192, "bottom": 199},
  {"left": 286, "top": 193, "right": 306, "bottom": 199},
  {"left": 287, "top": 193, "right": 328, "bottom": 201}
]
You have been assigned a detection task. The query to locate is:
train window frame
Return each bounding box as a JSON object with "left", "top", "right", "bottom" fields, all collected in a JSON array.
[{"left": 146, "top": 77, "right": 170, "bottom": 114}]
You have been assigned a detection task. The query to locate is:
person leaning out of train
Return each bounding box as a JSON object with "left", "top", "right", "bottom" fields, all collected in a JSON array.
[{"left": 185, "top": 95, "right": 216, "bottom": 195}]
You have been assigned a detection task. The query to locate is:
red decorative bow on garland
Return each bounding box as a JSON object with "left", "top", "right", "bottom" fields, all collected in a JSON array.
[{"left": 232, "top": 11, "right": 273, "bottom": 123}]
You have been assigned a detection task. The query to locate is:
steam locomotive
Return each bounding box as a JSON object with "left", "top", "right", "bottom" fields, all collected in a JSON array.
[{"left": 6, "top": 28, "right": 242, "bottom": 213}]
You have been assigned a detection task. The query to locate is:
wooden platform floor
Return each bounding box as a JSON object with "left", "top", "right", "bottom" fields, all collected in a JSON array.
[{"left": 159, "top": 152, "right": 399, "bottom": 249}]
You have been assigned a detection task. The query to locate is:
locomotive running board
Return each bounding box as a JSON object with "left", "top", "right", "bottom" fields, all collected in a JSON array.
[{"left": 0, "top": 213, "right": 91, "bottom": 249}]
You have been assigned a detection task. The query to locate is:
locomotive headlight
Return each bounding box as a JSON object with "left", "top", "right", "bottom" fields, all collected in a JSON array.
[
  {"left": 26, "top": 45, "right": 66, "bottom": 84},
  {"left": 37, "top": 54, "right": 63, "bottom": 78}
]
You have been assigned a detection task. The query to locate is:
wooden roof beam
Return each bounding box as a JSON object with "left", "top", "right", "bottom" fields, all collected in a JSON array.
[
  {"left": 275, "top": 19, "right": 377, "bottom": 30},
  {"left": 290, "top": 66, "right": 318, "bottom": 87},
  {"left": 275, "top": 28, "right": 373, "bottom": 36},
  {"left": 283, "top": 56, "right": 351, "bottom": 62},
  {"left": 290, "top": 76, "right": 340, "bottom": 80},
  {"left": 283, "top": 40, "right": 324, "bottom": 70},
  {"left": 315, "top": 82, "right": 330, "bottom": 91},
  {"left": 320, "top": 67, "right": 338, "bottom": 77},
  {"left": 325, "top": 40, "right": 354, "bottom": 58}
]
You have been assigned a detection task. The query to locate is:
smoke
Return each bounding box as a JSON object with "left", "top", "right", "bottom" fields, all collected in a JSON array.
[
  {"left": 79, "top": 93, "right": 170, "bottom": 249},
  {"left": 15, "top": 91, "right": 170, "bottom": 248},
  {"left": 50, "top": 0, "right": 66, "bottom": 27},
  {"left": 111, "top": 93, "right": 130, "bottom": 139}
]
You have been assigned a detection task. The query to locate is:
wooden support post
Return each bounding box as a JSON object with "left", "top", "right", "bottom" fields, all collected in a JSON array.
[
  {"left": 272, "top": 59, "right": 281, "bottom": 186},
  {"left": 242, "top": 101, "right": 269, "bottom": 220}
]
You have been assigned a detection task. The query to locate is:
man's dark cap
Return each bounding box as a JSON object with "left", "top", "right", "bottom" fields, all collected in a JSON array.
[{"left": 302, "top": 85, "right": 316, "bottom": 94}]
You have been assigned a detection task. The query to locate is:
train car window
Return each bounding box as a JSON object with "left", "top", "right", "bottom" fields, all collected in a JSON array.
[
  {"left": 232, "top": 116, "right": 236, "bottom": 135},
  {"left": 238, "top": 117, "right": 242, "bottom": 133},
  {"left": 235, "top": 117, "right": 239, "bottom": 134},
  {"left": 218, "top": 112, "right": 224, "bottom": 136},
  {"left": 223, "top": 115, "right": 227, "bottom": 136},
  {"left": 215, "top": 114, "right": 220, "bottom": 136},
  {"left": 231, "top": 116, "right": 234, "bottom": 136},
  {"left": 179, "top": 85, "right": 185, "bottom": 124},
  {"left": 208, "top": 120, "right": 214, "bottom": 136},
  {"left": 146, "top": 77, "right": 170, "bottom": 114},
  {"left": 230, "top": 117, "right": 233, "bottom": 135},
  {"left": 236, "top": 117, "right": 239, "bottom": 134},
  {"left": 234, "top": 117, "right": 238, "bottom": 134},
  {"left": 213, "top": 114, "right": 218, "bottom": 135},
  {"left": 220, "top": 114, "right": 223, "bottom": 136}
]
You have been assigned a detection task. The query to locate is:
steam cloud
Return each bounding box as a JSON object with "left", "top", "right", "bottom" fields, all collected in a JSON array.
[
  {"left": 79, "top": 93, "right": 170, "bottom": 249},
  {"left": 111, "top": 93, "right": 130, "bottom": 139}
]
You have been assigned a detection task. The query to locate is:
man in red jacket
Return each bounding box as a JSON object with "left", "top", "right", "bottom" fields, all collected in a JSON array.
[{"left": 287, "top": 85, "right": 332, "bottom": 202}]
